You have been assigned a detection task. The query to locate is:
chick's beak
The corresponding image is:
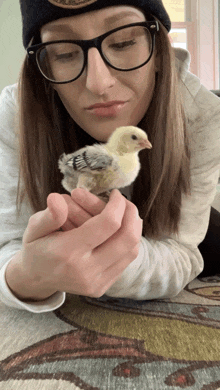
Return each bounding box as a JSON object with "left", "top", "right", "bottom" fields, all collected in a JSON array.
[{"left": 138, "top": 139, "right": 152, "bottom": 149}]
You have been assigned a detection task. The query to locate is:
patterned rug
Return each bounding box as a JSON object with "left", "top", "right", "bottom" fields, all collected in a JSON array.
[{"left": 1, "top": 275, "right": 220, "bottom": 390}]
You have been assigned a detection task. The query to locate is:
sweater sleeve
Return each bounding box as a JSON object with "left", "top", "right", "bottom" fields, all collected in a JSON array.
[
  {"left": 0, "top": 84, "right": 66, "bottom": 312},
  {"left": 106, "top": 75, "right": 220, "bottom": 300}
]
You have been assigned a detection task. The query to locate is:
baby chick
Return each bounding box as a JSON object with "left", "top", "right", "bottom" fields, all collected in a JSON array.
[{"left": 58, "top": 126, "right": 152, "bottom": 202}]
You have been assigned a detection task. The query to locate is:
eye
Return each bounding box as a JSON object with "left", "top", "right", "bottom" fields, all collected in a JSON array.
[{"left": 131, "top": 134, "right": 138, "bottom": 140}]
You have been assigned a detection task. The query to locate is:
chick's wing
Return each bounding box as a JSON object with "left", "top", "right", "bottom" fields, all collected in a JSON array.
[{"left": 60, "top": 144, "right": 114, "bottom": 173}]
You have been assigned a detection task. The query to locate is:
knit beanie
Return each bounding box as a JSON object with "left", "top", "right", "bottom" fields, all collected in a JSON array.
[{"left": 19, "top": 0, "right": 171, "bottom": 49}]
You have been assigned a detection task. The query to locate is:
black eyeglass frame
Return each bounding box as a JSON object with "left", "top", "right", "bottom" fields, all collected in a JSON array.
[{"left": 27, "top": 20, "right": 159, "bottom": 85}]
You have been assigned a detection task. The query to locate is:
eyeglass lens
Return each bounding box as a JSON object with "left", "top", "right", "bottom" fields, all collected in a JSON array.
[{"left": 37, "top": 26, "right": 152, "bottom": 83}]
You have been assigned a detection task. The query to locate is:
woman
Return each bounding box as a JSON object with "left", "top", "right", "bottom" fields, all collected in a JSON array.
[{"left": 0, "top": 0, "right": 220, "bottom": 313}]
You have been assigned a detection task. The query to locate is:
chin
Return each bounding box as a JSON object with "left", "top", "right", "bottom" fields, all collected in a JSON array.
[
  {"left": 85, "top": 119, "right": 139, "bottom": 141},
  {"left": 93, "top": 133, "right": 112, "bottom": 143},
  {"left": 83, "top": 124, "right": 118, "bottom": 142}
]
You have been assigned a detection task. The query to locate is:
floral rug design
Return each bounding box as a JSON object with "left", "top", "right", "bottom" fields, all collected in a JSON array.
[{"left": 1, "top": 276, "right": 220, "bottom": 390}]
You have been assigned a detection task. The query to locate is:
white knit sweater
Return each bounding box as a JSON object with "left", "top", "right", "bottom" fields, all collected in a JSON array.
[{"left": 1, "top": 47, "right": 220, "bottom": 313}]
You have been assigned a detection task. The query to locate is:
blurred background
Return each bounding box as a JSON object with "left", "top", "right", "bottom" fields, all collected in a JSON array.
[{"left": 0, "top": 0, "right": 219, "bottom": 93}]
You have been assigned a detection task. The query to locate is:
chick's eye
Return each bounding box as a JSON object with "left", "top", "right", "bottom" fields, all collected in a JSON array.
[{"left": 131, "top": 135, "right": 138, "bottom": 140}]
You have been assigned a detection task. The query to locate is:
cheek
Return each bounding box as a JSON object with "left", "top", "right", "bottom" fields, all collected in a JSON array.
[
  {"left": 135, "top": 64, "right": 155, "bottom": 95},
  {"left": 129, "top": 65, "right": 156, "bottom": 116}
]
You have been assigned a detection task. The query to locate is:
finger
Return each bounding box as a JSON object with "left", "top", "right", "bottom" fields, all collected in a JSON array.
[
  {"left": 60, "top": 195, "right": 76, "bottom": 230},
  {"left": 60, "top": 194, "right": 91, "bottom": 230},
  {"left": 23, "top": 193, "right": 68, "bottom": 244},
  {"left": 61, "top": 218, "right": 76, "bottom": 231},
  {"left": 63, "top": 189, "right": 126, "bottom": 251},
  {"left": 60, "top": 190, "right": 107, "bottom": 231},
  {"left": 71, "top": 188, "right": 107, "bottom": 216},
  {"left": 93, "top": 198, "right": 143, "bottom": 261}
]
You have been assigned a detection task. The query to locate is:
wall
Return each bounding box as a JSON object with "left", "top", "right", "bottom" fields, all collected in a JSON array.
[{"left": 0, "top": 0, "right": 26, "bottom": 93}]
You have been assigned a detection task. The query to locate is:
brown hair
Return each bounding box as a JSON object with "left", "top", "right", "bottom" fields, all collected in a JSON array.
[{"left": 16, "top": 17, "right": 191, "bottom": 240}]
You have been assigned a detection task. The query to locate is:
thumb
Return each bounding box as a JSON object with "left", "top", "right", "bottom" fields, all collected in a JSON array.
[{"left": 23, "top": 193, "right": 68, "bottom": 244}]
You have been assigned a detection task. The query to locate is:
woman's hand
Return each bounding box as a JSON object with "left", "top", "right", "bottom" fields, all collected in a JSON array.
[
  {"left": 60, "top": 189, "right": 107, "bottom": 231},
  {"left": 6, "top": 189, "right": 143, "bottom": 301}
]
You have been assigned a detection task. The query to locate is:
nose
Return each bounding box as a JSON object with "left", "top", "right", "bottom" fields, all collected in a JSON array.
[{"left": 85, "top": 48, "right": 116, "bottom": 95}]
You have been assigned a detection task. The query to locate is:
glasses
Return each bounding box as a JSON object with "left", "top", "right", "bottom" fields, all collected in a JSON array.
[{"left": 27, "top": 21, "right": 159, "bottom": 84}]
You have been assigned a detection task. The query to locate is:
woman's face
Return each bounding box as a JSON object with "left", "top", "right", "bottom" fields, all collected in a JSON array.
[{"left": 41, "top": 6, "right": 159, "bottom": 142}]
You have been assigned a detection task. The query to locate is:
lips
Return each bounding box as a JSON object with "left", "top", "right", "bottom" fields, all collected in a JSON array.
[
  {"left": 86, "top": 101, "right": 126, "bottom": 110},
  {"left": 86, "top": 101, "right": 128, "bottom": 117}
]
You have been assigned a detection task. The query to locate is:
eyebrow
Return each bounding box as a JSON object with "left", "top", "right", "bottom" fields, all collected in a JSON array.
[{"left": 45, "top": 11, "right": 142, "bottom": 33}]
